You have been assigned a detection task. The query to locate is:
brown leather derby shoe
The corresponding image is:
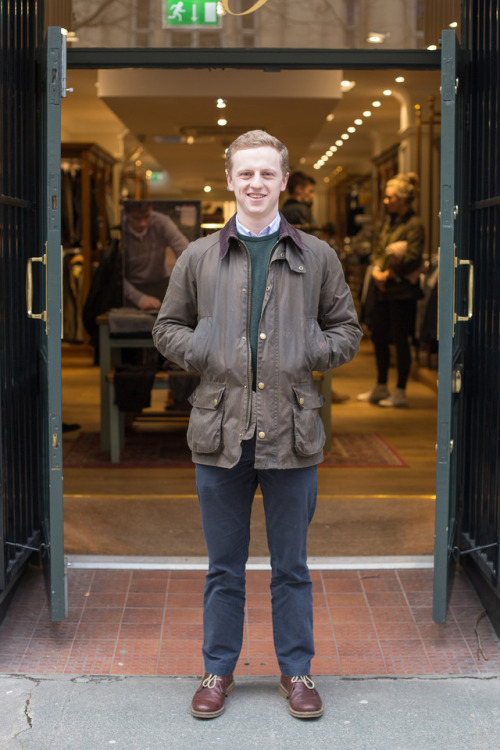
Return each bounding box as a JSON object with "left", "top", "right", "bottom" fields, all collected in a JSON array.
[
  {"left": 279, "top": 675, "right": 324, "bottom": 718},
  {"left": 191, "top": 673, "right": 235, "bottom": 719}
]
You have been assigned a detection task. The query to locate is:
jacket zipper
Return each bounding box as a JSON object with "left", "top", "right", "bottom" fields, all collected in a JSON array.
[{"left": 242, "top": 238, "right": 282, "bottom": 430}]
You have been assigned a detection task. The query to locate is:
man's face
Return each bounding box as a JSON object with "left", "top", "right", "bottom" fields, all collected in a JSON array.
[
  {"left": 126, "top": 206, "right": 153, "bottom": 234},
  {"left": 383, "top": 187, "right": 405, "bottom": 216},
  {"left": 226, "top": 146, "right": 288, "bottom": 230},
  {"left": 297, "top": 183, "right": 315, "bottom": 205}
]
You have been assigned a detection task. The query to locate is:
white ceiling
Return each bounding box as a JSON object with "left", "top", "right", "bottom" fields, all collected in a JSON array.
[{"left": 62, "top": 66, "right": 441, "bottom": 201}]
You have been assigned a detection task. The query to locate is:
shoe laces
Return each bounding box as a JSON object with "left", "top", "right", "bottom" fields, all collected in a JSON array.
[
  {"left": 291, "top": 675, "right": 315, "bottom": 689},
  {"left": 202, "top": 674, "right": 221, "bottom": 689}
]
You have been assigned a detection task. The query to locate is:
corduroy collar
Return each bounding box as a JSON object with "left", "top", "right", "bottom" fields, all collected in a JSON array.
[{"left": 219, "top": 212, "right": 308, "bottom": 260}]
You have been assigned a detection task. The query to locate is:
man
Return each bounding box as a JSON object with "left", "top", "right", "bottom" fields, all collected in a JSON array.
[
  {"left": 152, "top": 131, "right": 362, "bottom": 719},
  {"left": 280, "top": 171, "right": 317, "bottom": 232},
  {"left": 122, "top": 200, "right": 189, "bottom": 311}
]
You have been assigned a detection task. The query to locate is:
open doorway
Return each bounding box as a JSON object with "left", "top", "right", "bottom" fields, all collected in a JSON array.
[{"left": 60, "top": 63, "right": 440, "bottom": 559}]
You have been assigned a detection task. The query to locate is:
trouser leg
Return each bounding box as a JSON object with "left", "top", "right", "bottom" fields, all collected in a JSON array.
[
  {"left": 195, "top": 439, "right": 258, "bottom": 675},
  {"left": 259, "top": 465, "right": 318, "bottom": 676},
  {"left": 371, "top": 300, "right": 391, "bottom": 384},
  {"left": 390, "top": 299, "right": 417, "bottom": 390}
]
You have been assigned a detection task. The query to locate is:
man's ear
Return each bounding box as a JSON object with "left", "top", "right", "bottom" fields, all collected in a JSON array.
[
  {"left": 226, "top": 170, "right": 234, "bottom": 191},
  {"left": 281, "top": 172, "right": 290, "bottom": 192}
]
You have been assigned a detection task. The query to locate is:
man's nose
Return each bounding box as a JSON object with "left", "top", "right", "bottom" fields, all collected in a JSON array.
[{"left": 250, "top": 171, "right": 263, "bottom": 187}]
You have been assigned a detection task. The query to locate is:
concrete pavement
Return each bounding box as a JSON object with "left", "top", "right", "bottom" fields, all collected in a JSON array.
[{"left": 1, "top": 674, "right": 500, "bottom": 750}]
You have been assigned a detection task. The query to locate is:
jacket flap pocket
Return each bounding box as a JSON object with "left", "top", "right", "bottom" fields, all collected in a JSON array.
[
  {"left": 189, "top": 382, "right": 226, "bottom": 409},
  {"left": 292, "top": 383, "right": 325, "bottom": 409}
]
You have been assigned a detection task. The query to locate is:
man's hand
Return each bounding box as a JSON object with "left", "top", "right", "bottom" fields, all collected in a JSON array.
[
  {"left": 372, "top": 267, "right": 392, "bottom": 292},
  {"left": 138, "top": 294, "right": 162, "bottom": 311},
  {"left": 385, "top": 240, "right": 408, "bottom": 259}
]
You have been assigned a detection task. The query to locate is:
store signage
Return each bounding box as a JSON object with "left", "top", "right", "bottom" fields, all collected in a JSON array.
[
  {"left": 163, "top": 0, "right": 269, "bottom": 27},
  {"left": 164, "top": 1, "right": 220, "bottom": 27}
]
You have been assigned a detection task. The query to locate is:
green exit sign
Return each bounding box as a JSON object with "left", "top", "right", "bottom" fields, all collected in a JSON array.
[{"left": 163, "top": 1, "right": 221, "bottom": 28}]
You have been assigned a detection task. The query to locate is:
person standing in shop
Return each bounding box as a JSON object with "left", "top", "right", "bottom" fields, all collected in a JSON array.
[
  {"left": 122, "top": 200, "right": 189, "bottom": 311},
  {"left": 357, "top": 172, "right": 425, "bottom": 408},
  {"left": 281, "top": 171, "right": 318, "bottom": 233},
  {"left": 152, "top": 130, "right": 362, "bottom": 720}
]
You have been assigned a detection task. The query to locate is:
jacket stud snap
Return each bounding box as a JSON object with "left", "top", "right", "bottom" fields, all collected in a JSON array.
[
  {"left": 299, "top": 397, "right": 305, "bottom": 405},
  {"left": 258, "top": 382, "right": 265, "bottom": 390},
  {"left": 258, "top": 431, "right": 266, "bottom": 439},
  {"left": 213, "top": 399, "right": 218, "bottom": 405}
]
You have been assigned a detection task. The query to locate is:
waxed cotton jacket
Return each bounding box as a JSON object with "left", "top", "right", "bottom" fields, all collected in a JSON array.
[{"left": 152, "top": 214, "right": 362, "bottom": 469}]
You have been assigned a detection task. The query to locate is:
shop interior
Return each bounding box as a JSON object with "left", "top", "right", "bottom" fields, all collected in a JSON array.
[{"left": 60, "top": 65, "right": 441, "bottom": 559}]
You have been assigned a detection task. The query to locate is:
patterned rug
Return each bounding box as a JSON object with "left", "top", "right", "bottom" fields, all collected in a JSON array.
[{"left": 64, "top": 430, "right": 408, "bottom": 468}]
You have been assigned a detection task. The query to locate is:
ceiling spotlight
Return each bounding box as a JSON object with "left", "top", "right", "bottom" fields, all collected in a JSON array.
[
  {"left": 204, "top": 185, "right": 212, "bottom": 193},
  {"left": 372, "top": 101, "right": 382, "bottom": 107},
  {"left": 427, "top": 44, "right": 438, "bottom": 50},
  {"left": 331, "top": 146, "right": 337, "bottom": 152},
  {"left": 383, "top": 89, "right": 392, "bottom": 96},
  {"left": 347, "top": 126, "right": 356, "bottom": 133},
  {"left": 216, "top": 98, "right": 227, "bottom": 108},
  {"left": 313, "top": 164, "right": 321, "bottom": 170},
  {"left": 354, "top": 118, "right": 363, "bottom": 125},
  {"left": 341, "top": 133, "right": 349, "bottom": 140},
  {"left": 340, "top": 80, "right": 356, "bottom": 91},
  {"left": 326, "top": 113, "right": 335, "bottom": 121},
  {"left": 186, "top": 136, "right": 195, "bottom": 144},
  {"left": 326, "top": 150, "right": 333, "bottom": 156},
  {"left": 217, "top": 118, "right": 227, "bottom": 126},
  {"left": 363, "top": 110, "right": 372, "bottom": 117},
  {"left": 367, "top": 32, "right": 390, "bottom": 44},
  {"left": 395, "top": 76, "right": 405, "bottom": 83},
  {"left": 335, "top": 140, "right": 343, "bottom": 146},
  {"left": 449, "top": 21, "right": 458, "bottom": 28}
]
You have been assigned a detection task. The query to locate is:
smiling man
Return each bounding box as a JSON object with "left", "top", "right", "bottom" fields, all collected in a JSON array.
[{"left": 152, "top": 130, "right": 362, "bottom": 720}]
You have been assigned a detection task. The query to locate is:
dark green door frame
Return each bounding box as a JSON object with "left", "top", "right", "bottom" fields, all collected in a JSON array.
[{"left": 67, "top": 48, "right": 440, "bottom": 71}]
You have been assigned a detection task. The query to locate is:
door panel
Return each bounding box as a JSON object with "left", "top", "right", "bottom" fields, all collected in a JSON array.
[
  {"left": 433, "top": 30, "right": 470, "bottom": 622},
  {"left": 36, "top": 27, "right": 66, "bottom": 621}
]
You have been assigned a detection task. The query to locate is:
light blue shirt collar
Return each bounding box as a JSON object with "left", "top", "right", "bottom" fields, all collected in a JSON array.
[{"left": 236, "top": 213, "right": 281, "bottom": 237}]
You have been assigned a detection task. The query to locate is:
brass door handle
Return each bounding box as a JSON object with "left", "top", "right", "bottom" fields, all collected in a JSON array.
[
  {"left": 26, "top": 253, "right": 47, "bottom": 329},
  {"left": 453, "top": 256, "right": 474, "bottom": 331}
]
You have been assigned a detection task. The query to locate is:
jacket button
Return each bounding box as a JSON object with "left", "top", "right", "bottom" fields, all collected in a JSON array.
[
  {"left": 258, "top": 382, "right": 265, "bottom": 390},
  {"left": 299, "top": 397, "right": 305, "bottom": 405},
  {"left": 258, "top": 431, "right": 266, "bottom": 439},
  {"left": 259, "top": 332, "right": 267, "bottom": 340},
  {"left": 299, "top": 265, "right": 304, "bottom": 270}
]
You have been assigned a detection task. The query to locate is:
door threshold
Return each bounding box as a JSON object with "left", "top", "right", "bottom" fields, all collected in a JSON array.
[{"left": 66, "top": 555, "right": 433, "bottom": 571}]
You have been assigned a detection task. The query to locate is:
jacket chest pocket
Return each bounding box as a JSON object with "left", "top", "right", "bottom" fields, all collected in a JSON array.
[
  {"left": 291, "top": 383, "right": 326, "bottom": 457},
  {"left": 187, "top": 382, "right": 226, "bottom": 454}
]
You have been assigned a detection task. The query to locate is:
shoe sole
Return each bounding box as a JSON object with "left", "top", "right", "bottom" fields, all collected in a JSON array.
[
  {"left": 279, "top": 682, "right": 324, "bottom": 719},
  {"left": 190, "top": 680, "right": 235, "bottom": 719}
]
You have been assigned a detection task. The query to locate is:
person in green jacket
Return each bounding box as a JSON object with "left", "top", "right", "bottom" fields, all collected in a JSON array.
[{"left": 357, "top": 172, "right": 425, "bottom": 408}]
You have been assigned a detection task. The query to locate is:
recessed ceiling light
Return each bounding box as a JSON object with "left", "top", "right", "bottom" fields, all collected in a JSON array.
[
  {"left": 341, "top": 133, "right": 349, "bottom": 140},
  {"left": 354, "top": 118, "right": 363, "bottom": 125},
  {"left": 204, "top": 185, "right": 212, "bottom": 193},
  {"left": 335, "top": 140, "right": 343, "bottom": 146},
  {"left": 383, "top": 89, "right": 392, "bottom": 96},
  {"left": 366, "top": 32, "right": 389, "bottom": 44},
  {"left": 326, "top": 113, "right": 335, "bottom": 121},
  {"left": 326, "top": 150, "right": 333, "bottom": 156},
  {"left": 313, "top": 164, "right": 321, "bottom": 170},
  {"left": 347, "top": 126, "right": 356, "bottom": 133},
  {"left": 217, "top": 118, "right": 227, "bottom": 126},
  {"left": 372, "top": 101, "right": 381, "bottom": 107},
  {"left": 340, "top": 80, "right": 355, "bottom": 91},
  {"left": 323, "top": 177, "right": 330, "bottom": 183},
  {"left": 363, "top": 110, "right": 372, "bottom": 117},
  {"left": 395, "top": 76, "right": 405, "bottom": 83},
  {"left": 331, "top": 146, "right": 337, "bottom": 152},
  {"left": 216, "top": 98, "right": 227, "bottom": 108}
]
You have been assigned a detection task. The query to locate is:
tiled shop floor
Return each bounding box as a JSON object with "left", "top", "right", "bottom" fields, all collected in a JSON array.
[{"left": 1, "top": 566, "right": 499, "bottom": 677}]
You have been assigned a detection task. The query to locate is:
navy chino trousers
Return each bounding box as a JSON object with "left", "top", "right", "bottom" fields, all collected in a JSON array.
[{"left": 195, "top": 435, "right": 317, "bottom": 677}]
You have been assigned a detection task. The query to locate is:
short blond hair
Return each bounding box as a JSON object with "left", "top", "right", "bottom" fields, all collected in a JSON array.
[
  {"left": 386, "top": 172, "right": 420, "bottom": 203},
  {"left": 225, "top": 129, "right": 289, "bottom": 178}
]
